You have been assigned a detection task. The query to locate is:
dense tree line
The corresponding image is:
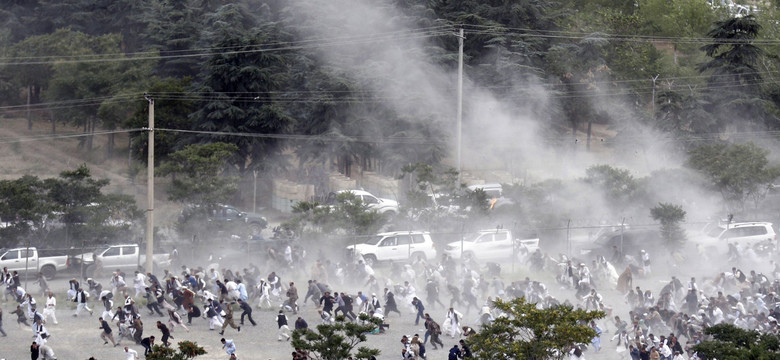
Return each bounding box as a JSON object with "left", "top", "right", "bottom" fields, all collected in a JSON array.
[{"left": 3, "top": 0, "right": 780, "bottom": 200}]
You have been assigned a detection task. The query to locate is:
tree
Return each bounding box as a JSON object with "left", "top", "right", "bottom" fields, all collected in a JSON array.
[
  {"left": 125, "top": 77, "right": 196, "bottom": 164},
  {"left": 146, "top": 340, "right": 206, "bottom": 360},
  {"left": 700, "top": 15, "right": 777, "bottom": 131},
  {"left": 467, "top": 297, "right": 605, "bottom": 360},
  {"left": 583, "top": 165, "right": 642, "bottom": 213},
  {"left": 0, "top": 175, "right": 53, "bottom": 246},
  {"left": 692, "top": 324, "right": 780, "bottom": 360},
  {"left": 290, "top": 314, "right": 381, "bottom": 360},
  {"left": 687, "top": 142, "right": 780, "bottom": 211},
  {"left": 650, "top": 202, "right": 687, "bottom": 246},
  {"left": 191, "top": 31, "right": 293, "bottom": 175},
  {"left": 158, "top": 142, "right": 240, "bottom": 208},
  {"left": 43, "top": 164, "right": 141, "bottom": 248},
  {"left": 287, "top": 192, "right": 386, "bottom": 237}
]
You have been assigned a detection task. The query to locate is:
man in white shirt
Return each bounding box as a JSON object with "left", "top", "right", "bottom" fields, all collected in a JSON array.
[
  {"left": 43, "top": 292, "right": 58, "bottom": 325},
  {"left": 221, "top": 338, "right": 236, "bottom": 355},
  {"left": 133, "top": 271, "right": 147, "bottom": 298},
  {"left": 123, "top": 346, "right": 139, "bottom": 360}
]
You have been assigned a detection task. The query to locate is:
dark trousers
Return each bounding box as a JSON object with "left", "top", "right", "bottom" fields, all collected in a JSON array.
[
  {"left": 240, "top": 310, "right": 256, "bottom": 325},
  {"left": 147, "top": 302, "right": 163, "bottom": 316},
  {"left": 143, "top": 342, "right": 152, "bottom": 356},
  {"left": 415, "top": 310, "right": 424, "bottom": 325}
]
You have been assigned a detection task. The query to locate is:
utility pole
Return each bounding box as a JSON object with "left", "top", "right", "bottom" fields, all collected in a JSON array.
[
  {"left": 253, "top": 170, "right": 258, "bottom": 213},
  {"left": 651, "top": 74, "right": 660, "bottom": 114},
  {"left": 144, "top": 94, "right": 155, "bottom": 274},
  {"left": 456, "top": 27, "right": 464, "bottom": 184}
]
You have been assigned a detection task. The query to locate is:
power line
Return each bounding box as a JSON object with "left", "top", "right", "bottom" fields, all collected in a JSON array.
[{"left": 0, "top": 27, "right": 454, "bottom": 66}]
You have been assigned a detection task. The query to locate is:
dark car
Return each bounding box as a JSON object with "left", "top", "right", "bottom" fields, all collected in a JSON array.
[
  {"left": 581, "top": 230, "right": 659, "bottom": 258},
  {"left": 179, "top": 204, "right": 268, "bottom": 236}
]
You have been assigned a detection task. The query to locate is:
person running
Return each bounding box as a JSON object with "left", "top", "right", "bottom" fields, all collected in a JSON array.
[
  {"left": 42, "top": 293, "right": 58, "bottom": 325},
  {"left": 123, "top": 346, "right": 139, "bottom": 360},
  {"left": 99, "top": 317, "right": 118, "bottom": 347},
  {"left": 237, "top": 299, "right": 256, "bottom": 326},
  {"left": 276, "top": 310, "right": 291, "bottom": 341},
  {"left": 221, "top": 338, "right": 236, "bottom": 356},
  {"left": 140, "top": 336, "right": 155, "bottom": 356},
  {"left": 219, "top": 302, "right": 240, "bottom": 335},
  {"left": 156, "top": 320, "right": 173, "bottom": 347}
]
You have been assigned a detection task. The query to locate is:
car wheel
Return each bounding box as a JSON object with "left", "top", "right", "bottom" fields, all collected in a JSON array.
[
  {"left": 41, "top": 265, "right": 57, "bottom": 280},
  {"left": 249, "top": 222, "right": 264, "bottom": 235},
  {"left": 411, "top": 252, "right": 426, "bottom": 262},
  {"left": 364, "top": 254, "right": 377, "bottom": 267}
]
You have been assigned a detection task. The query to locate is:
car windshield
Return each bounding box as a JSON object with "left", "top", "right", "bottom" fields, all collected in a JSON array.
[
  {"left": 703, "top": 223, "right": 725, "bottom": 237},
  {"left": 364, "top": 236, "right": 383, "bottom": 245}
]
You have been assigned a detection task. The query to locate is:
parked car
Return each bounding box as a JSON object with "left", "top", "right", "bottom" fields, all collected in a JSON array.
[
  {"left": 329, "top": 190, "right": 400, "bottom": 216},
  {"left": 692, "top": 221, "right": 777, "bottom": 255},
  {"left": 445, "top": 229, "right": 539, "bottom": 261},
  {"left": 81, "top": 244, "right": 171, "bottom": 278},
  {"left": 347, "top": 231, "right": 436, "bottom": 266},
  {"left": 0, "top": 247, "right": 69, "bottom": 280},
  {"left": 179, "top": 204, "right": 268, "bottom": 235}
]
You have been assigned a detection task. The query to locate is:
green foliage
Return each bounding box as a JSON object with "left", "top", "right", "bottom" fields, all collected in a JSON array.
[
  {"left": 0, "top": 165, "right": 140, "bottom": 247},
  {"left": 687, "top": 142, "right": 780, "bottom": 211},
  {"left": 692, "top": 324, "right": 780, "bottom": 360},
  {"left": 583, "top": 165, "right": 642, "bottom": 212},
  {"left": 126, "top": 77, "right": 195, "bottom": 164},
  {"left": 158, "top": 142, "right": 240, "bottom": 208},
  {"left": 650, "top": 202, "right": 686, "bottom": 245},
  {"left": 286, "top": 192, "right": 386, "bottom": 237},
  {"left": 146, "top": 340, "right": 207, "bottom": 360},
  {"left": 192, "top": 30, "right": 293, "bottom": 174},
  {"left": 468, "top": 297, "right": 605, "bottom": 360},
  {"left": 290, "top": 313, "right": 381, "bottom": 360}
]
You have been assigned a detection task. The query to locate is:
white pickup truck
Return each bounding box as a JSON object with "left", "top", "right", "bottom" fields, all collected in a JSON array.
[
  {"left": 81, "top": 244, "right": 171, "bottom": 277},
  {"left": 445, "top": 229, "right": 540, "bottom": 261},
  {"left": 0, "top": 247, "right": 69, "bottom": 280}
]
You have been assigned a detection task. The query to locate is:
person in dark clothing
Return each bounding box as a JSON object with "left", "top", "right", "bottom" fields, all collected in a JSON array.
[
  {"left": 145, "top": 287, "right": 164, "bottom": 316},
  {"left": 13, "top": 305, "right": 30, "bottom": 326},
  {"left": 384, "top": 288, "right": 401, "bottom": 316},
  {"left": 237, "top": 299, "right": 256, "bottom": 326},
  {"left": 141, "top": 336, "right": 155, "bottom": 356},
  {"left": 294, "top": 317, "right": 308, "bottom": 330},
  {"left": 448, "top": 345, "right": 461, "bottom": 360},
  {"left": 459, "top": 339, "right": 472, "bottom": 357},
  {"left": 99, "top": 317, "right": 117, "bottom": 346},
  {"left": 0, "top": 307, "right": 7, "bottom": 336},
  {"left": 157, "top": 320, "right": 173, "bottom": 347},
  {"left": 31, "top": 341, "right": 39, "bottom": 360},
  {"left": 412, "top": 297, "right": 425, "bottom": 325},
  {"left": 186, "top": 304, "right": 201, "bottom": 325},
  {"left": 341, "top": 293, "right": 356, "bottom": 321},
  {"left": 319, "top": 292, "right": 335, "bottom": 314}
]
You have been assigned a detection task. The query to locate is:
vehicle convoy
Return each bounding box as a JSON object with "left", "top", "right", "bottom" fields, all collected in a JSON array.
[
  {"left": 445, "top": 229, "right": 540, "bottom": 261},
  {"left": 347, "top": 231, "right": 437, "bottom": 266},
  {"left": 329, "top": 190, "right": 400, "bottom": 216},
  {"left": 79, "top": 244, "right": 171, "bottom": 278},
  {"left": 0, "top": 247, "right": 69, "bottom": 280}
]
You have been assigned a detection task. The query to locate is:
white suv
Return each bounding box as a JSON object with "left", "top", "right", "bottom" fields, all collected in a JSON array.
[
  {"left": 695, "top": 221, "right": 777, "bottom": 254},
  {"left": 347, "top": 231, "right": 437, "bottom": 266}
]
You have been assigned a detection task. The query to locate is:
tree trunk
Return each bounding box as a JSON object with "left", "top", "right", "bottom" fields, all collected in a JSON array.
[
  {"left": 87, "top": 117, "right": 95, "bottom": 151},
  {"left": 50, "top": 110, "right": 56, "bottom": 134},
  {"left": 107, "top": 132, "right": 115, "bottom": 157},
  {"left": 586, "top": 119, "right": 592, "bottom": 151}
]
